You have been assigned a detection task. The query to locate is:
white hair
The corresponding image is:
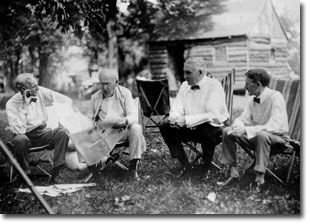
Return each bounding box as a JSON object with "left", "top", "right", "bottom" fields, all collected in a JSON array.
[
  {"left": 98, "top": 68, "right": 119, "bottom": 82},
  {"left": 14, "top": 73, "right": 37, "bottom": 91}
]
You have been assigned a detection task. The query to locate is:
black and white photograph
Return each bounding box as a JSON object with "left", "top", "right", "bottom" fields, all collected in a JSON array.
[{"left": 0, "top": 0, "right": 305, "bottom": 217}]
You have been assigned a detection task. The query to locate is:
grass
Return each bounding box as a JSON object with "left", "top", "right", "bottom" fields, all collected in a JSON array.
[{"left": 0, "top": 96, "right": 301, "bottom": 214}]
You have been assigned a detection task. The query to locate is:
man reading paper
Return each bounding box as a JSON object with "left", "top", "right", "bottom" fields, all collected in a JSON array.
[
  {"left": 159, "top": 57, "right": 229, "bottom": 178},
  {"left": 87, "top": 68, "right": 146, "bottom": 180}
]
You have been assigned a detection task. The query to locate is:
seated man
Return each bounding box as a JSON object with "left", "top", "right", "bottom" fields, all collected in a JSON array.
[
  {"left": 6, "top": 73, "right": 75, "bottom": 184},
  {"left": 159, "top": 57, "right": 229, "bottom": 177},
  {"left": 219, "top": 69, "right": 289, "bottom": 187},
  {"left": 87, "top": 68, "right": 146, "bottom": 180}
]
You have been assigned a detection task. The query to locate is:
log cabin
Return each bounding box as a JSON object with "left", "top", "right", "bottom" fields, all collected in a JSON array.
[{"left": 148, "top": 0, "right": 292, "bottom": 91}]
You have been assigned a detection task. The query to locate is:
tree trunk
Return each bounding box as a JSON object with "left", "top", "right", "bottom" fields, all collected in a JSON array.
[
  {"left": 38, "top": 51, "right": 52, "bottom": 88},
  {"left": 106, "top": 0, "right": 118, "bottom": 70},
  {"left": 4, "top": 47, "right": 21, "bottom": 93},
  {"left": 106, "top": 20, "right": 118, "bottom": 70}
]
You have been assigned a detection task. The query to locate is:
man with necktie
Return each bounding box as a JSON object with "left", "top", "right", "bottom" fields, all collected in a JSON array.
[
  {"left": 218, "top": 69, "right": 289, "bottom": 187},
  {"left": 6, "top": 73, "right": 75, "bottom": 184},
  {"left": 159, "top": 57, "right": 229, "bottom": 177}
]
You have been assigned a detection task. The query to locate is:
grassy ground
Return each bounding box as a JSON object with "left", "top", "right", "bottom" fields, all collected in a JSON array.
[{"left": 0, "top": 96, "right": 300, "bottom": 214}]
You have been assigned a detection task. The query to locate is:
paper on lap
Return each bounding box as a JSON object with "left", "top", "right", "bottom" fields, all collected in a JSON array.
[
  {"left": 47, "top": 103, "right": 126, "bottom": 166},
  {"left": 69, "top": 126, "right": 126, "bottom": 166}
]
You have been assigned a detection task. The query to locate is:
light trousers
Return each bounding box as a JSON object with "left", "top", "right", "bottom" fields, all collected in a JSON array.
[
  {"left": 119, "top": 123, "right": 146, "bottom": 160},
  {"left": 220, "top": 128, "right": 288, "bottom": 173}
]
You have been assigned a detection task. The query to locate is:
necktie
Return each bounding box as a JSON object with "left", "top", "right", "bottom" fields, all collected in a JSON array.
[
  {"left": 191, "top": 85, "right": 200, "bottom": 90},
  {"left": 253, "top": 97, "right": 260, "bottom": 104}
]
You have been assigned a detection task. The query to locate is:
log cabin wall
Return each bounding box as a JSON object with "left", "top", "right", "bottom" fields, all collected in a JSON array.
[{"left": 149, "top": 34, "right": 290, "bottom": 90}]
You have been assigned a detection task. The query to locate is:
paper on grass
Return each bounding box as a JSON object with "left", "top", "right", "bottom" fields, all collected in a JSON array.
[{"left": 18, "top": 183, "right": 96, "bottom": 197}]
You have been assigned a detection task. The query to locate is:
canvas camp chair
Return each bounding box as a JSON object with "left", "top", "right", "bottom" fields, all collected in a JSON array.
[
  {"left": 136, "top": 78, "right": 170, "bottom": 133},
  {"left": 236, "top": 78, "right": 300, "bottom": 184},
  {"left": 184, "top": 69, "right": 235, "bottom": 168},
  {"left": 6, "top": 141, "right": 52, "bottom": 183}
]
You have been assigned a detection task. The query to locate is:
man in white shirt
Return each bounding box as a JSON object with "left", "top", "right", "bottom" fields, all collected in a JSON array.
[
  {"left": 159, "top": 57, "right": 229, "bottom": 177},
  {"left": 88, "top": 68, "right": 146, "bottom": 180},
  {"left": 6, "top": 73, "right": 74, "bottom": 184},
  {"left": 218, "top": 69, "right": 289, "bottom": 187}
]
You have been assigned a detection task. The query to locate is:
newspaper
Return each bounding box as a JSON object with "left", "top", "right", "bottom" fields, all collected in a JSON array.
[{"left": 69, "top": 126, "right": 126, "bottom": 166}]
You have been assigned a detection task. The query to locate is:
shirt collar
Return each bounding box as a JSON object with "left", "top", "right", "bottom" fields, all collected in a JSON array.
[
  {"left": 255, "top": 87, "right": 270, "bottom": 104},
  {"left": 187, "top": 75, "right": 208, "bottom": 89}
]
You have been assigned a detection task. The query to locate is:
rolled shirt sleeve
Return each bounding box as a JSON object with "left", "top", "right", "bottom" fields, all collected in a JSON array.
[{"left": 6, "top": 100, "right": 27, "bottom": 134}]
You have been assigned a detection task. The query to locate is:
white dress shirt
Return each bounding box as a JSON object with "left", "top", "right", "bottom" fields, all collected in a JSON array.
[
  {"left": 89, "top": 86, "right": 137, "bottom": 129},
  {"left": 170, "top": 75, "right": 229, "bottom": 128},
  {"left": 233, "top": 87, "right": 289, "bottom": 139},
  {"left": 6, "top": 86, "right": 72, "bottom": 134}
]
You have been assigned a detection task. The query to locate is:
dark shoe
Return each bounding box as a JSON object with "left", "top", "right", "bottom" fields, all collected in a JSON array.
[
  {"left": 80, "top": 171, "right": 101, "bottom": 183},
  {"left": 176, "top": 166, "right": 191, "bottom": 178},
  {"left": 217, "top": 176, "right": 239, "bottom": 187},
  {"left": 48, "top": 175, "right": 67, "bottom": 185},
  {"left": 128, "top": 170, "right": 141, "bottom": 181},
  {"left": 251, "top": 181, "right": 265, "bottom": 193}
]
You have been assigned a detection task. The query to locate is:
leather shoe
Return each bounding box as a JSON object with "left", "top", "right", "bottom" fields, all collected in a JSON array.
[
  {"left": 251, "top": 181, "right": 265, "bottom": 193},
  {"left": 217, "top": 176, "right": 239, "bottom": 187},
  {"left": 48, "top": 175, "right": 67, "bottom": 185},
  {"left": 128, "top": 170, "right": 140, "bottom": 181},
  {"left": 176, "top": 166, "right": 191, "bottom": 178}
]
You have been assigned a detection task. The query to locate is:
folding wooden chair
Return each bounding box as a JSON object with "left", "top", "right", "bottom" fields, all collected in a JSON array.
[
  {"left": 185, "top": 69, "right": 236, "bottom": 168},
  {"left": 136, "top": 78, "right": 170, "bottom": 132},
  {"left": 6, "top": 142, "right": 52, "bottom": 182},
  {"left": 236, "top": 78, "right": 300, "bottom": 184}
]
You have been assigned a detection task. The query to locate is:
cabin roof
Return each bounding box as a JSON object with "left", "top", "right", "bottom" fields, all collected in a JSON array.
[{"left": 152, "top": 0, "right": 286, "bottom": 42}]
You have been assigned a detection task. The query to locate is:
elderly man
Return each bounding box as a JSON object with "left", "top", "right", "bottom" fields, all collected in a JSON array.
[
  {"left": 6, "top": 73, "right": 74, "bottom": 184},
  {"left": 88, "top": 68, "right": 146, "bottom": 180},
  {"left": 218, "top": 69, "right": 289, "bottom": 187},
  {"left": 159, "top": 57, "right": 229, "bottom": 177}
]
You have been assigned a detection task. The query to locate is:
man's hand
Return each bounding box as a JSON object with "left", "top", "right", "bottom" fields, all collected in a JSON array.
[
  {"left": 112, "top": 117, "right": 128, "bottom": 129},
  {"left": 169, "top": 116, "right": 185, "bottom": 128},
  {"left": 71, "top": 105, "right": 80, "bottom": 113},
  {"left": 227, "top": 125, "right": 246, "bottom": 136}
]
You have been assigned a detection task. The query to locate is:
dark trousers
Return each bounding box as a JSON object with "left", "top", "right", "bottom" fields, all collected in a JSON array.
[
  {"left": 159, "top": 119, "right": 222, "bottom": 168},
  {"left": 12, "top": 125, "right": 69, "bottom": 173}
]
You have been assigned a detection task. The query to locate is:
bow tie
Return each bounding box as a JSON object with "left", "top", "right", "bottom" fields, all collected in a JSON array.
[
  {"left": 28, "top": 97, "right": 37, "bottom": 103},
  {"left": 253, "top": 97, "right": 260, "bottom": 104},
  {"left": 191, "top": 85, "right": 200, "bottom": 90}
]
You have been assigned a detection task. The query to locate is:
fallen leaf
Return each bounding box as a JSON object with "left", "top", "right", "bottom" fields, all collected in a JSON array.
[{"left": 207, "top": 192, "right": 216, "bottom": 202}]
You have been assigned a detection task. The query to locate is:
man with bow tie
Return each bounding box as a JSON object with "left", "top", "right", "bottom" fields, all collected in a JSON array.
[
  {"left": 87, "top": 68, "right": 146, "bottom": 180},
  {"left": 219, "top": 69, "right": 289, "bottom": 187},
  {"left": 159, "top": 57, "right": 229, "bottom": 177},
  {"left": 6, "top": 73, "right": 74, "bottom": 183}
]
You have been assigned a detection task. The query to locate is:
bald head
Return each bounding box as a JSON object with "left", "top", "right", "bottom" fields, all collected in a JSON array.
[{"left": 98, "top": 68, "right": 119, "bottom": 83}]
